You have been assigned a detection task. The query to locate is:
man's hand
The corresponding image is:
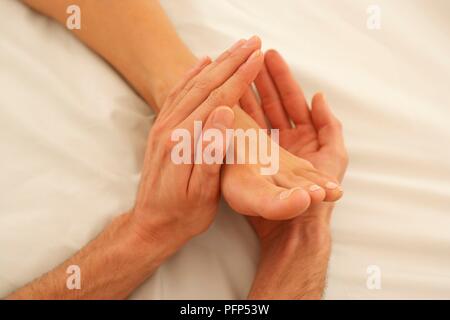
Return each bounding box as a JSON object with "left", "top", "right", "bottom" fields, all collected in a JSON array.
[
  {"left": 243, "top": 50, "right": 348, "bottom": 299},
  {"left": 129, "top": 41, "right": 264, "bottom": 251},
  {"left": 7, "top": 40, "right": 263, "bottom": 299}
]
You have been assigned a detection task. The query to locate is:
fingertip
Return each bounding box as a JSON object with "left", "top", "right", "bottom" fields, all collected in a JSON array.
[
  {"left": 193, "top": 56, "right": 212, "bottom": 70},
  {"left": 202, "top": 55, "right": 212, "bottom": 62},
  {"left": 229, "top": 39, "right": 246, "bottom": 52},
  {"left": 312, "top": 92, "right": 326, "bottom": 107},
  {"left": 246, "top": 35, "right": 262, "bottom": 47},
  {"left": 311, "top": 92, "right": 335, "bottom": 129},
  {"left": 247, "top": 49, "right": 263, "bottom": 63},
  {"left": 265, "top": 49, "right": 279, "bottom": 59},
  {"left": 238, "top": 49, "right": 264, "bottom": 85},
  {"left": 211, "top": 105, "right": 235, "bottom": 129},
  {"left": 264, "top": 49, "right": 287, "bottom": 71}
]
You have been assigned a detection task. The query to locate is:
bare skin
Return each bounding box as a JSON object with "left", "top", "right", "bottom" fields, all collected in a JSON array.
[
  {"left": 15, "top": 0, "right": 348, "bottom": 299},
  {"left": 244, "top": 50, "right": 348, "bottom": 299},
  {"left": 22, "top": 0, "right": 343, "bottom": 220},
  {"left": 7, "top": 43, "right": 261, "bottom": 299}
]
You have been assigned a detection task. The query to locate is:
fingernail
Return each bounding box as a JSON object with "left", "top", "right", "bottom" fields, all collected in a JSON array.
[
  {"left": 325, "top": 181, "right": 339, "bottom": 190},
  {"left": 247, "top": 49, "right": 261, "bottom": 62},
  {"left": 279, "top": 187, "right": 303, "bottom": 200},
  {"left": 229, "top": 39, "right": 246, "bottom": 52},
  {"left": 243, "top": 35, "right": 260, "bottom": 48},
  {"left": 309, "top": 185, "right": 322, "bottom": 192},
  {"left": 192, "top": 56, "right": 210, "bottom": 69},
  {"left": 212, "top": 106, "right": 235, "bottom": 129}
]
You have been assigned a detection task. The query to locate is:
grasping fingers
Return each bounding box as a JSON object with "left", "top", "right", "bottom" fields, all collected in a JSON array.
[
  {"left": 180, "top": 48, "right": 264, "bottom": 128},
  {"left": 169, "top": 36, "right": 262, "bottom": 124},
  {"left": 253, "top": 50, "right": 344, "bottom": 201},
  {"left": 311, "top": 93, "right": 348, "bottom": 181}
]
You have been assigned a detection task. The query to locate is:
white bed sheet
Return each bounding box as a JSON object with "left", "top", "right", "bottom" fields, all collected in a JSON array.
[{"left": 0, "top": 0, "right": 449, "bottom": 299}]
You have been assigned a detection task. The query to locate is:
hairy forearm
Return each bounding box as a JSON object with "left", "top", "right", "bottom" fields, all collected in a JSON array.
[
  {"left": 23, "top": 0, "right": 196, "bottom": 110},
  {"left": 6, "top": 213, "right": 177, "bottom": 299},
  {"left": 248, "top": 204, "right": 333, "bottom": 300}
]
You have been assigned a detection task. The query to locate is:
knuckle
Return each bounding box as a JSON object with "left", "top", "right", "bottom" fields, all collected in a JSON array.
[{"left": 192, "top": 79, "right": 210, "bottom": 91}]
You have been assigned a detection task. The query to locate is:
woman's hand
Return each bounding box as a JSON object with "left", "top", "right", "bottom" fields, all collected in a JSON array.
[{"left": 128, "top": 39, "right": 264, "bottom": 256}]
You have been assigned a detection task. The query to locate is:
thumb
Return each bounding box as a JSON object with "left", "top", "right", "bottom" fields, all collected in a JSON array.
[
  {"left": 188, "top": 106, "right": 235, "bottom": 196},
  {"left": 311, "top": 93, "right": 344, "bottom": 150}
]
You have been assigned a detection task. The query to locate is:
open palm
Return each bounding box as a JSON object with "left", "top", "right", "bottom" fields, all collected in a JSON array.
[
  {"left": 241, "top": 50, "right": 346, "bottom": 181},
  {"left": 240, "top": 50, "right": 347, "bottom": 240}
]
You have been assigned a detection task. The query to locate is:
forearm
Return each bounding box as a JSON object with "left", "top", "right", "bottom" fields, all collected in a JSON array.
[
  {"left": 23, "top": 0, "right": 196, "bottom": 110},
  {"left": 6, "top": 213, "right": 178, "bottom": 299},
  {"left": 23, "top": 0, "right": 263, "bottom": 130},
  {"left": 248, "top": 204, "right": 333, "bottom": 300}
]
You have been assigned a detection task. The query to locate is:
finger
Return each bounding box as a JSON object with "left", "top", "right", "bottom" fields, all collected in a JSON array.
[
  {"left": 188, "top": 106, "right": 235, "bottom": 197},
  {"left": 240, "top": 86, "right": 267, "bottom": 128},
  {"left": 215, "top": 38, "right": 246, "bottom": 64},
  {"left": 171, "top": 36, "right": 262, "bottom": 123},
  {"left": 264, "top": 49, "right": 312, "bottom": 125},
  {"left": 311, "top": 93, "right": 345, "bottom": 150},
  {"left": 159, "top": 56, "right": 211, "bottom": 119},
  {"left": 180, "top": 48, "right": 264, "bottom": 127},
  {"left": 254, "top": 62, "right": 291, "bottom": 129},
  {"left": 171, "top": 38, "right": 246, "bottom": 108}
]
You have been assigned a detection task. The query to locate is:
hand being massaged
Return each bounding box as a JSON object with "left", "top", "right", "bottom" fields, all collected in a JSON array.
[
  {"left": 12, "top": 0, "right": 347, "bottom": 300},
  {"left": 131, "top": 38, "right": 344, "bottom": 249}
]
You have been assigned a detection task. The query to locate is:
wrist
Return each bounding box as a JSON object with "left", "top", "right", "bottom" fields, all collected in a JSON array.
[{"left": 114, "top": 212, "right": 186, "bottom": 270}]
